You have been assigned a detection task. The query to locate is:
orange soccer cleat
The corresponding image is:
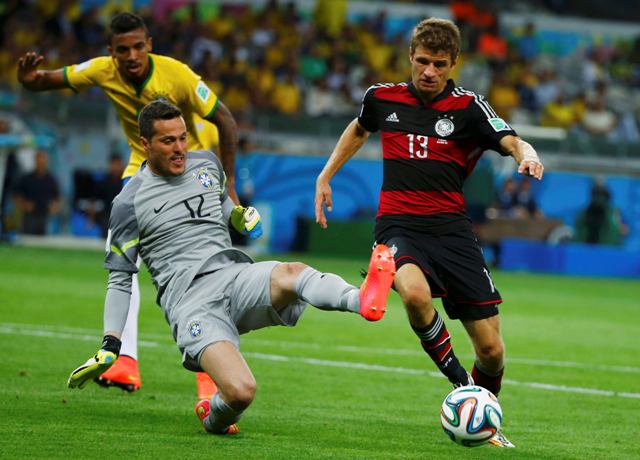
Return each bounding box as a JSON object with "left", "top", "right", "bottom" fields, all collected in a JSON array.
[
  {"left": 359, "top": 244, "right": 396, "bottom": 321},
  {"left": 196, "top": 372, "right": 218, "bottom": 400},
  {"left": 195, "top": 399, "right": 239, "bottom": 435},
  {"left": 95, "top": 355, "right": 141, "bottom": 392}
]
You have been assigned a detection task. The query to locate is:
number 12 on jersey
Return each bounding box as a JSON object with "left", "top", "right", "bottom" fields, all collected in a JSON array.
[{"left": 407, "top": 134, "right": 429, "bottom": 159}]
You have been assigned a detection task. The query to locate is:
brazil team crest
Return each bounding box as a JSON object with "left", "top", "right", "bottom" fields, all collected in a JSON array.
[
  {"left": 188, "top": 320, "right": 202, "bottom": 338},
  {"left": 196, "top": 168, "right": 214, "bottom": 190}
]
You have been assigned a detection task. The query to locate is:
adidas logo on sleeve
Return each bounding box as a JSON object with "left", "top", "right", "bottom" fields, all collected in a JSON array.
[{"left": 385, "top": 112, "right": 400, "bottom": 122}]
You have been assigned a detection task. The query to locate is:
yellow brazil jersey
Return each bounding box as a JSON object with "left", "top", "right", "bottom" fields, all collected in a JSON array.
[{"left": 63, "top": 54, "right": 220, "bottom": 178}]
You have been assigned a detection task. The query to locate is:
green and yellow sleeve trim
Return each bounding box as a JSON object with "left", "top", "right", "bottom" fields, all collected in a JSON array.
[
  {"left": 62, "top": 67, "right": 78, "bottom": 93},
  {"left": 204, "top": 97, "right": 220, "bottom": 120}
]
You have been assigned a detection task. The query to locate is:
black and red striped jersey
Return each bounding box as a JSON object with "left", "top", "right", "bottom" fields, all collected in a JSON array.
[{"left": 358, "top": 79, "right": 517, "bottom": 237}]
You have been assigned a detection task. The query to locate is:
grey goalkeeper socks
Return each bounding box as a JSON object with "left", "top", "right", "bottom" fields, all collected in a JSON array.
[
  {"left": 294, "top": 267, "right": 360, "bottom": 313},
  {"left": 205, "top": 392, "right": 245, "bottom": 434}
]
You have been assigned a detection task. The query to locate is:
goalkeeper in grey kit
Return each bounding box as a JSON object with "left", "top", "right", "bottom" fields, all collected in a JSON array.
[{"left": 68, "top": 100, "right": 396, "bottom": 435}]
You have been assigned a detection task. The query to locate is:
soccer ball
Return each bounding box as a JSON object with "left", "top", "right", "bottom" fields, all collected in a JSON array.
[{"left": 440, "top": 385, "right": 502, "bottom": 447}]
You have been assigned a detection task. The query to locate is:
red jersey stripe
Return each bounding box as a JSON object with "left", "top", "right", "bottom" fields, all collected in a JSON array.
[
  {"left": 372, "top": 83, "right": 419, "bottom": 105},
  {"left": 377, "top": 190, "right": 465, "bottom": 216}
]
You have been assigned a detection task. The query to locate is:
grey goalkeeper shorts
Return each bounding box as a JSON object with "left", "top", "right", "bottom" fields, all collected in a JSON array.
[{"left": 169, "top": 261, "right": 307, "bottom": 372}]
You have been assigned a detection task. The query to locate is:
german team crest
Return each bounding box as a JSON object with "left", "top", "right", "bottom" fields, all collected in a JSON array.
[
  {"left": 188, "top": 320, "right": 202, "bottom": 338},
  {"left": 435, "top": 118, "right": 455, "bottom": 137},
  {"left": 196, "top": 168, "right": 214, "bottom": 190}
]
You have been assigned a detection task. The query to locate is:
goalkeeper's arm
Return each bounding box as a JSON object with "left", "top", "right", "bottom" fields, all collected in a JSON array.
[{"left": 68, "top": 270, "right": 132, "bottom": 389}]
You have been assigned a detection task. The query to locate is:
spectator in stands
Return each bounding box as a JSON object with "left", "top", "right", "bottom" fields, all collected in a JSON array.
[
  {"left": 477, "top": 20, "right": 508, "bottom": 67},
  {"left": 314, "top": 0, "right": 347, "bottom": 38},
  {"left": 305, "top": 77, "right": 335, "bottom": 117},
  {"left": 449, "top": 0, "right": 490, "bottom": 51},
  {"left": 516, "top": 22, "right": 539, "bottom": 63},
  {"left": 488, "top": 72, "right": 520, "bottom": 122},
  {"left": 513, "top": 176, "right": 542, "bottom": 218},
  {"left": 271, "top": 68, "right": 302, "bottom": 115},
  {"left": 13, "top": 150, "right": 60, "bottom": 235},
  {"left": 489, "top": 176, "right": 540, "bottom": 219},
  {"left": 574, "top": 181, "right": 627, "bottom": 245},
  {"left": 246, "top": 57, "right": 276, "bottom": 110},
  {"left": 514, "top": 61, "right": 539, "bottom": 115},
  {"left": 326, "top": 56, "right": 349, "bottom": 92},
  {"left": 490, "top": 177, "right": 518, "bottom": 218},
  {"left": 540, "top": 90, "right": 578, "bottom": 129},
  {"left": 0, "top": 118, "right": 18, "bottom": 238},
  {"left": 95, "top": 153, "right": 125, "bottom": 238},
  {"left": 534, "top": 68, "right": 561, "bottom": 109},
  {"left": 580, "top": 97, "right": 618, "bottom": 137},
  {"left": 73, "top": 6, "right": 105, "bottom": 49}
]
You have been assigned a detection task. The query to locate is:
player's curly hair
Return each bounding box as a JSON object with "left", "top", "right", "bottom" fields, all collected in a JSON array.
[
  {"left": 410, "top": 18, "right": 461, "bottom": 62},
  {"left": 138, "top": 100, "right": 183, "bottom": 140},
  {"left": 109, "top": 12, "right": 149, "bottom": 43}
]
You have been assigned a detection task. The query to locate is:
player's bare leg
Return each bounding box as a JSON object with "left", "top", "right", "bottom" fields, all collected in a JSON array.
[
  {"left": 196, "top": 341, "right": 254, "bottom": 434},
  {"left": 462, "top": 315, "right": 514, "bottom": 448},
  {"left": 462, "top": 315, "right": 505, "bottom": 395},
  {"left": 395, "top": 264, "right": 471, "bottom": 386}
]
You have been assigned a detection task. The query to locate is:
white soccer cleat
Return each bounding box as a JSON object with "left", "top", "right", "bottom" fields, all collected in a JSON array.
[{"left": 488, "top": 429, "right": 516, "bottom": 448}]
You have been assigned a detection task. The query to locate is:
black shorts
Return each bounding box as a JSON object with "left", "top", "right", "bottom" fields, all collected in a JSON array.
[{"left": 377, "top": 228, "right": 502, "bottom": 321}]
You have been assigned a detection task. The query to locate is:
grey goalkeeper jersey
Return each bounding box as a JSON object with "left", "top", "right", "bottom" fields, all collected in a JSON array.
[{"left": 104, "top": 150, "right": 253, "bottom": 313}]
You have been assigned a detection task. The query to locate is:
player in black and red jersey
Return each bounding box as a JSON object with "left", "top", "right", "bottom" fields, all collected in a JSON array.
[{"left": 314, "top": 18, "right": 544, "bottom": 448}]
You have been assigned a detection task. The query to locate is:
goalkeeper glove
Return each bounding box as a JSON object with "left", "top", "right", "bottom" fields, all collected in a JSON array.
[
  {"left": 67, "top": 335, "right": 121, "bottom": 389},
  {"left": 230, "top": 205, "right": 263, "bottom": 239}
]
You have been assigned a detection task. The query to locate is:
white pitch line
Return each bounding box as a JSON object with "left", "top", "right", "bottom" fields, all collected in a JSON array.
[
  {"left": 244, "top": 338, "right": 640, "bottom": 374},
  {"left": 0, "top": 325, "right": 160, "bottom": 348},
  {"left": 244, "top": 352, "right": 640, "bottom": 399},
  {"left": 2, "top": 322, "right": 639, "bottom": 374},
  {"left": 1, "top": 323, "right": 639, "bottom": 399}
]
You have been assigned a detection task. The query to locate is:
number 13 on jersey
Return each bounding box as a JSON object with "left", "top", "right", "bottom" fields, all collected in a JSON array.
[{"left": 407, "top": 134, "right": 429, "bottom": 159}]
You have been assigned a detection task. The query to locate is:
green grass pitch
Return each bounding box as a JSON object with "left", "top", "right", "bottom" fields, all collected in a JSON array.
[{"left": 1, "top": 245, "right": 639, "bottom": 459}]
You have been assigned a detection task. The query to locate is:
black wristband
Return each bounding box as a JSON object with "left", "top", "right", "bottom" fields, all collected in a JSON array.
[{"left": 101, "top": 335, "right": 122, "bottom": 356}]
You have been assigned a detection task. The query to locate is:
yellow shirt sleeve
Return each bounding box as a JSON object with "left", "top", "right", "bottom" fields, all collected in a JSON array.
[
  {"left": 64, "top": 56, "right": 112, "bottom": 92},
  {"left": 174, "top": 61, "right": 219, "bottom": 119}
]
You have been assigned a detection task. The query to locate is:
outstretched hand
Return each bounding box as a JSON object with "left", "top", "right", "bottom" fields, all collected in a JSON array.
[
  {"left": 315, "top": 179, "right": 332, "bottom": 228},
  {"left": 17, "top": 52, "right": 45, "bottom": 85},
  {"left": 516, "top": 138, "right": 544, "bottom": 180},
  {"left": 517, "top": 159, "right": 544, "bottom": 180}
]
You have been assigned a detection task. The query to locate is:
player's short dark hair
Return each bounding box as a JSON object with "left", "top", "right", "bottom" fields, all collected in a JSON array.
[
  {"left": 109, "top": 12, "right": 149, "bottom": 43},
  {"left": 410, "top": 18, "right": 461, "bottom": 62},
  {"left": 138, "top": 100, "right": 183, "bottom": 140}
]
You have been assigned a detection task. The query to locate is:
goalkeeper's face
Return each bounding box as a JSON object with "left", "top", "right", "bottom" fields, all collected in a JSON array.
[
  {"left": 409, "top": 45, "right": 455, "bottom": 102},
  {"left": 142, "top": 117, "right": 188, "bottom": 177}
]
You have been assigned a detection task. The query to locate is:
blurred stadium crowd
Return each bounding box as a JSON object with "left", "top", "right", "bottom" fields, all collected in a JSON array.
[
  {"left": 1, "top": 0, "right": 639, "bottom": 141},
  {"left": 1, "top": 0, "right": 639, "bottom": 256}
]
